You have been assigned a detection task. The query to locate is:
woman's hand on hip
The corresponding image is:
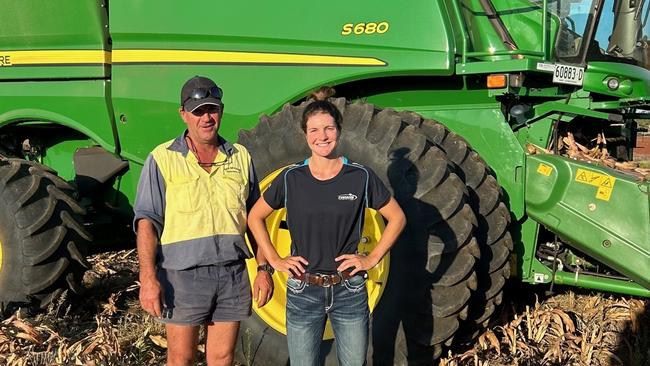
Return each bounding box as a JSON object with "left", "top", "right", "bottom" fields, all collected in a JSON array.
[{"left": 335, "top": 253, "right": 377, "bottom": 275}]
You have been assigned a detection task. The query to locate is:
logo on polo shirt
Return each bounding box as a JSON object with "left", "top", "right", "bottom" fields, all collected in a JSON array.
[{"left": 338, "top": 193, "right": 358, "bottom": 201}]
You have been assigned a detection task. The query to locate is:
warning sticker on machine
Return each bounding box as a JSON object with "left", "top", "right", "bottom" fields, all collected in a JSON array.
[
  {"left": 575, "top": 168, "right": 616, "bottom": 201},
  {"left": 537, "top": 163, "right": 553, "bottom": 176}
]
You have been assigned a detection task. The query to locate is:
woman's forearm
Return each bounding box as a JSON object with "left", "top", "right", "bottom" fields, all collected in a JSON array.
[
  {"left": 248, "top": 216, "right": 282, "bottom": 265},
  {"left": 368, "top": 198, "right": 406, "bottom": 265}
]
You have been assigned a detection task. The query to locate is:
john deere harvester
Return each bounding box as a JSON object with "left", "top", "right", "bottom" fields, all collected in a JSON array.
[{"left": 0, "top": 0, "right": 648, "bottom": 364}]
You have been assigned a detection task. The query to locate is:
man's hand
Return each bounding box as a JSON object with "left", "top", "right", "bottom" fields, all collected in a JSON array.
[
  {"left": 271, "top": 256, "right": 309, "bottom": 277},
  {"left": 253, "top": 270, "right": 274, "bottom": 307},
  {"left": 139, "top": 275, "right": 163, "bottom": 318}
]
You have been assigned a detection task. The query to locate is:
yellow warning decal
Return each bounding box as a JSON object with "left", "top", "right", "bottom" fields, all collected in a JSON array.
[
  {"left": 575, "top": 168, "right": 616, "bottom": 201},
  {"left": 537, "top": 163, "right": 553, "bottom": 176}
]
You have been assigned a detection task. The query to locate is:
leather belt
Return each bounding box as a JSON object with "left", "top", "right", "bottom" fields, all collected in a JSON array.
[
  {"left": 294, "top": 271, "right": 355, "bottom": 287},
  {"left": 294, "top": 270, "right": 368, "bottom": 287}
]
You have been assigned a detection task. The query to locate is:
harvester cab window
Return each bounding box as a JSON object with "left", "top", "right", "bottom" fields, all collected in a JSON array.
[
  {"left": 554, "top": 0, "right": 593, "bottom": 58},
  {"left": 598, "top": 0, "right": 650, "bottom": 69}
]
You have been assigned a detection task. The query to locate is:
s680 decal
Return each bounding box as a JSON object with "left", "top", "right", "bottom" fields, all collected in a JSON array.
[{"left": 341, "top": 22, "right": 390, "bottom": 36}]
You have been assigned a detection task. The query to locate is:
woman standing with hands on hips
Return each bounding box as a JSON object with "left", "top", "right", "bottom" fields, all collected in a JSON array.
[{"left": 247, "top": 88, "right": 406, "bottom": 366}]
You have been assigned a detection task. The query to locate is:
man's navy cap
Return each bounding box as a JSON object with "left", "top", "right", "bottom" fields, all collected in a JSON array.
[{"left": 180, "top": 76, "right": 223, "bottom": 112}]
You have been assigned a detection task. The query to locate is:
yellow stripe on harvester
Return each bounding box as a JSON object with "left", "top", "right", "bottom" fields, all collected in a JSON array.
[
  {"left": 0, "top": 50, "right": 110, "bottom": 66},
  {"left": 112, "top": 49, "right": 386, "bottom": 66},
  {"left": 0, "top": 49, "right": 386, "bottom": 67}
]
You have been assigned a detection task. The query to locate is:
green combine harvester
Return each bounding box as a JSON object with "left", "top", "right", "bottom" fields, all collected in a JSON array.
[{"left": 0, "top": 0, "right": 648, "bottom": 364}]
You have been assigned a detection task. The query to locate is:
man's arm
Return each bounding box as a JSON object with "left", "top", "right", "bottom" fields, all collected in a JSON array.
[
  {"left": 248, "top": 228, "right": 273, "bottom": 307},
  {"left": 137, "top": 219, "right": 163, "bottom": 318},
  {"left": 245, "top": 159, "right": 274, "bottom": 307},
  {"left": 133, "top": 154, "right": 166, "bottom": 318}
]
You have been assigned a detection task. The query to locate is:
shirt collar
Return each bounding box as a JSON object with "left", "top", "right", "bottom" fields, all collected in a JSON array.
[{"left": 167, "top": 130, "right": 235, "bottom": 157}]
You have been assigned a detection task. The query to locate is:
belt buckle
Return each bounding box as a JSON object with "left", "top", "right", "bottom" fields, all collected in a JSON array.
[{"left": 321, "top": 275, "right": 332, "bottom": 287}]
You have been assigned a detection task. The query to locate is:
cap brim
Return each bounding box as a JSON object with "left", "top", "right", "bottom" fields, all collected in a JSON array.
[{"left": 184, "top": 97, "right": 222, "bottom": 112}]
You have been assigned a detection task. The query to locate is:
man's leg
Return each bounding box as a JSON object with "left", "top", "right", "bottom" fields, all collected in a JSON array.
[
  {"left": 166, "top": 324, "right": 200, "bottom": 366},
  {"left": 207, "top": 261, "right": 250, "bottom": 365},
  {"left": 205, "top": 321, "right": 240, "bottom": 366},
  {"left": 329, "top": 275, "right": 369, "bottom": 366},
  {"left": 158, "top": 267, "right": 217, "bottom": 365}
]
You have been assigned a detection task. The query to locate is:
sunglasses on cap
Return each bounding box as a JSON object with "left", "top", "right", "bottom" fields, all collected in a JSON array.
[{"left": 182, "top": 86, "right": 223, "bottom": 106}]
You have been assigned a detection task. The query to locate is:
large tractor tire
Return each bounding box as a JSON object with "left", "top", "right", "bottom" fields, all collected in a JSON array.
[
  {"left": 236, "top": 98, "right": 510, "bottom": 365},
  {"left": 401, "top": 113, "right": 513, "bottom": 343},
  {"left": 0, "top": 158, "right": 91, "bottom": 313}
]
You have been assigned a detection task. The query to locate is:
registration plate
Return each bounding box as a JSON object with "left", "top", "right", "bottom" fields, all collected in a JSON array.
[{"left": 553, "top": 64, "right": 585, "bottom": 86}]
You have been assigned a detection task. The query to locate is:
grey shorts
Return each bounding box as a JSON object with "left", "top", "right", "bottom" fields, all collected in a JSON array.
[{"left": 157, "top": 261, "right": 252, "bottom": 325}]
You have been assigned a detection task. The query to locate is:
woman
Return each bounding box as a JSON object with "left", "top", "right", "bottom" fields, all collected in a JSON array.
[{"left": 248, "top": 91, "right": 406, "bottom": 366}]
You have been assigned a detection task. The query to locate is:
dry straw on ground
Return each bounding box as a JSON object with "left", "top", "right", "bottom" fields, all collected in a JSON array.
[
  {"left": 439, "top": 292, "right": 649, "bottom": 366},
  {"left": 0, "top": 250, "right": 647, "bottom": 365},
  {"left": 0, "top": 250, "right": 167, "bottom": 365}
]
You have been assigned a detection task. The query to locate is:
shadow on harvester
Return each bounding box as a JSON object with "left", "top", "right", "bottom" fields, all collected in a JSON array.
[{"left": 369, "top": 147, "right": 455, "bottom": 365}]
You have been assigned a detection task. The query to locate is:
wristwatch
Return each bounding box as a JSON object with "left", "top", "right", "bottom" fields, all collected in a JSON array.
[{"left": 257, "top": 263, "right": 275, "bottom": 275}]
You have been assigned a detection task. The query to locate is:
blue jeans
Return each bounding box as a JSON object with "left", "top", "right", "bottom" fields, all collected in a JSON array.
[{"left": 285, "top": 274, "right": 369, "bottom": 366}]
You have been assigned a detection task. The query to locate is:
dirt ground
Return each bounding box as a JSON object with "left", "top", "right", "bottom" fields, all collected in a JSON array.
[{"left": 0, "top": 250, "right": 647, "bottom": 366}]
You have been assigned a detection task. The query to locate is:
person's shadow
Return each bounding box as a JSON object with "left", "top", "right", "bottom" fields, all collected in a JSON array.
[
  {"left": 368, "top": 147, "right": 464, "bottom": 365},
  {"left": 611, "top": 299, "right": 650, "bottom": 365}
]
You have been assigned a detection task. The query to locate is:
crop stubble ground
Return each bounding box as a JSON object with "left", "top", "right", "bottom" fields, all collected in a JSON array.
[{"left": 0, "top": 249, "right": 647, "bottom": 366}]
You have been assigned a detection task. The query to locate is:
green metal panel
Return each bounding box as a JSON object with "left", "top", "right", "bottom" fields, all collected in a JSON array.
[
  {"left": 108, "top": 0, "right": 456, "bottom": 163},
  {"left": 110, "top": 164, "right": 143, "bottom": 216},
  {"left": 109, "top": 0, "right": 453, "bottom": 71},
  {"left": 584, "top": 62, "right": 650, "bottom": 100},
  {"left": 512, "top": 217, "right": 541, "bottom": 281},
  {"left": 41, "top": 138, "right": 95, "bottom": 182},
  {"left": 0, "top": 80, "right": 116, "bottom": 150},
  {"left": 111, "top": 65, "right": 414, "bottom": 163},
  {"left": 0, "top": 80, "right": 116, "bottom": 152},
  {"left": 458, "top": 0, "right": 553, "bottom": 60},
  {"left": 526, "top": 154, "right": 650, "bottom": 289},
  {"left": 0, "top": 0, "right": 108, "bottom": 80},
  {"left": 515, "top": 117, "right": 554, "bottom": 150}
]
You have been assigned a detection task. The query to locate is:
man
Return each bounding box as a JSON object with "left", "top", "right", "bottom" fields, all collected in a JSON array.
[{"left": 134, "top": 76, "right": 273, "bottom": 366}]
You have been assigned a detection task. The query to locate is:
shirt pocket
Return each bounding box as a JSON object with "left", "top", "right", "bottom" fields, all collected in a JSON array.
[
  {"left": 220, "top": 171, "right": 247, "bottom": 210},
  {"left": 166, "top": 175, "right": 202, "bottom": 214}
]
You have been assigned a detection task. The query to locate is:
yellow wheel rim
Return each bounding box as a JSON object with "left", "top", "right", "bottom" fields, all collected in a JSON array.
[{"left": 246, "top": 166, "right": 390, "bottom": 339}]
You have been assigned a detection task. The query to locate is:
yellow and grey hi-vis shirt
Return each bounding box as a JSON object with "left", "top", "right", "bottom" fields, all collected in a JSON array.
[{"left": 133, "top": 131, "right": 259, "bottom": 270}]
